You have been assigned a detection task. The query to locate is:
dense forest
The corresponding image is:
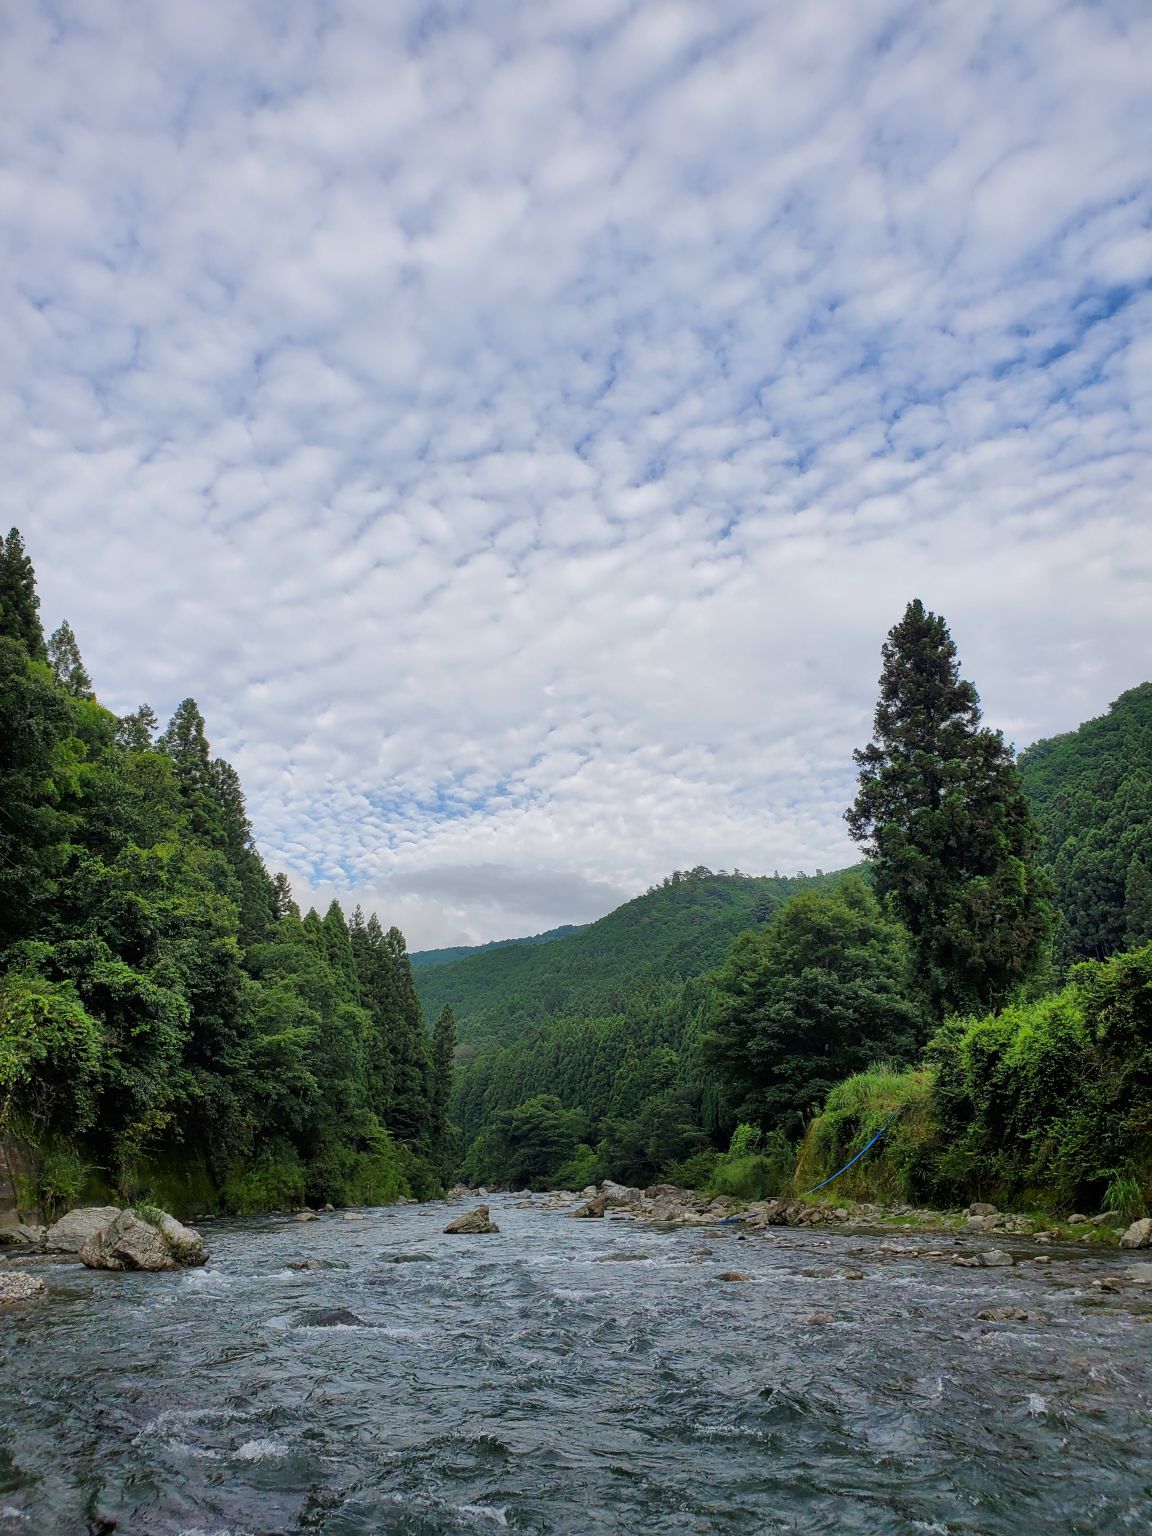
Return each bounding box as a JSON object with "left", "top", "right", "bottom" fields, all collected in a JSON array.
[
  {"left": 426, "top": 606, "right": 1152, "bottom": 1210},
  {"left": 0, "top": 529, "right": 453, "bottom": 1217},
  {"left": 4, "top": 519, "right": 1150, "bottom": 1221}
]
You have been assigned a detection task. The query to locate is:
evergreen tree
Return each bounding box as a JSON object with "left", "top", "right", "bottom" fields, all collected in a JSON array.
[
  {"left": 47, "top": 620, "right": 93, "bottom": 698},
  {"left": 430, "top": 1004, "right": 457, "bottom": 1172},
  {"left": 846, "top": 600, "right": 1051, "bottom": 1016},
  {"left": 158, "top": 699, "right": 222, "bottom": 844},
  {"left": 116, "top": 704, "right": 158, "bottom": 752},
  {"left": 0, "top": 528, "right": 46, "bottom": 658}
]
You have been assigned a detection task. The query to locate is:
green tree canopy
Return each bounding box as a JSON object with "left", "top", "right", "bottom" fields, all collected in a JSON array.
[
  {"left": 846, "top": 599, "right": 1051, "bottom": 1017},
  {"left": 702, "top": 875, "right": 923, "bottom": 1133}
]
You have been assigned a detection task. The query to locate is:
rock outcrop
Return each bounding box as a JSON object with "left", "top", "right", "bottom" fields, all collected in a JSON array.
[
  {"left": 79, "top": 1209, "right": 207, "bottom": 1271},
  {"left": 44, "top": 1206, "right": 123, "bottom": 1254},
  {"left": 443, "top": 1204, "right": 499, "bottom": 1234}
]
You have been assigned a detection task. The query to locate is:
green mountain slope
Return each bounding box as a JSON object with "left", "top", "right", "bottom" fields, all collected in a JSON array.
[
  {"left": 414, "top": 867, "right": 851, "bottom": 1052},
  {"left": 1017, "top": 683, "right": 1152, "bottom": 962},
  {"left": 410, "top": 924, "right": 583, "bottom": 970}
]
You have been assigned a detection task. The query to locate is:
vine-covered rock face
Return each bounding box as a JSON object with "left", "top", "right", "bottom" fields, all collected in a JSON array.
[{"left": 78, "top": 1209, "right": 207, "bottom": 1271}]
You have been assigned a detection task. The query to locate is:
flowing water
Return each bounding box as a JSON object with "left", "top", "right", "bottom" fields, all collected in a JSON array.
[{"left": 2, "top": 1197, "right": 1150, "bottom": 1535}]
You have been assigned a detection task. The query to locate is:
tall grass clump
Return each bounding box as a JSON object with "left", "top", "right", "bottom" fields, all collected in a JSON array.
[{"left": 794, "top": 1063, "right": 938, "bottom": 1205}]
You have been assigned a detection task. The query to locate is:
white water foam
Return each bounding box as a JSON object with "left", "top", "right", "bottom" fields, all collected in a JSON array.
[
  {"left": 234, "top": 1438, "right": 289, "bottom": 1462},
  {"left": 457, "top": 1505, "right": 508, "bottom": 1527}
]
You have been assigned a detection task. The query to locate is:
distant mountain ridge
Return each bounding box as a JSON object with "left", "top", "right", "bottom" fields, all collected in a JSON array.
[
  {"left": 410, "top": 924, "right": 585, "bottom": 970},
  {"left": 413, "top": 867, "right": 852, "bottom": 1051}
]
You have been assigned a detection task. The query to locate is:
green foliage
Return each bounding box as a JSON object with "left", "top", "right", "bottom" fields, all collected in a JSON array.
[
  {"left": 553, "top": 1144, "right": 601, "bottom": 1190},
  {"left": 36, "top": 1142, "right": 91, "bottom": 1222},
  {"left": 1017, "top": 683, "right": 1152, "bottom": 966},
  {"left": 465, "top": 1094, "right": 588, "bottom": 1189},
  {"left": 703, "top": 875, "right": 924, "bottom": 1133},
  {"left": 799, "top": 944, "right": 1152, "bottom": 1212},
  {"left": 848, "top": 599, "right": 1052, "bottom": 1017},
  {"left": 795, "top": 1066, "right": 939, "bottom": 1205},
  {"left": 664, "top": 1147, "right": 721, "bottom": 1190},
  {"left": 0, "top": 528, "right": 449, "bottom": 1219},
  {"left": 1102, "top": 1173, "right": 1147, "bottom": 1222},
  {"left": 726, "top": 1122, "right": 762, "bottom": 1159}
]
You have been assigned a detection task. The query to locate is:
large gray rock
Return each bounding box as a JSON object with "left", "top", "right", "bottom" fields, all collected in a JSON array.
[
  {"left": 572, "top": 1195, "right": 607, "bottom": 1219},
  {"left": 976, "top": 1249, "right": 1015, "bottom": 1268},
  {"left": 44, "top": 1206, "right": 123, "bottom": 1253},
  {"left": 1119, "top": 1218, "right": 1152, "bottom": 1250},
  {"left": 443, "top": 1204, "right": 499, "bottom": 1235},
  {"left": 599, "top": 1181, "right": 641, "bottom": 1206},
  {"left": 0, "top": 1271, "right": 45, "bottom": 1302},
  {"left": 80, "top": 1209, "right": 207, "bottom": 1271}
]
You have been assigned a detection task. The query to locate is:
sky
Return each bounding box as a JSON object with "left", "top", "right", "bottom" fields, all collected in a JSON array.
[{"left": 3, "top": 1, "right": 1151, "bottom": 949}]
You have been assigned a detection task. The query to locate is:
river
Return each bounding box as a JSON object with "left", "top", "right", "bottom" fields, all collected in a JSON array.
[{"left": 1, "top": 1197, "right": 1150, "bottom": 1534}]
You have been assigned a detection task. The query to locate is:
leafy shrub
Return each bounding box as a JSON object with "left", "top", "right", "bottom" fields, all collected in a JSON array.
[
  {"left": 726, "top": 1122, "right": 762, "bottom": 1158},
  {"left": 664, "top": 1148, "right": 721, "bottom": 1190},
  {"left": 553, "top": 1144, "right": 601, "bottom": 1191}
]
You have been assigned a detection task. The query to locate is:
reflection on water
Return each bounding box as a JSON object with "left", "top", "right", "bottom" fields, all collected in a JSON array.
[{"left": 2, "top": 1198, "right": 1150, "bottom": 1534}]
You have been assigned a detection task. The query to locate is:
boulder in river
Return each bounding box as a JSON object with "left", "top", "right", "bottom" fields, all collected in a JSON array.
[
  {"left": 599, "top": 1181, "right": 641, "bottom": 1206},
  {"left": 444, "top": 1204, "right": 499, "bottom": 1234},
  {"left": 1119, "top": 1218, "right": 1152, "bottom": 1249},
  {"left": 572, "top": 1194, "right": 607, "bottom": 1218},
  {"left": 80, "top": 1209, "right": 207, "bottom": 1271},
  {"left": 0, "top": 1271, "right": 45, "bottom": 1302},
  {"left": 977, "top": 1306, "right": 1028, "bottom": 1322},
  {"left": 44, "top": 1206, "right": 123, "bottom": 1254},
  {"left": 716, "top": 1271, "right": 749, "bottom": 1282},
  {"left": 976, "top": 1249, "right": 1014, "bottom": 1268}
]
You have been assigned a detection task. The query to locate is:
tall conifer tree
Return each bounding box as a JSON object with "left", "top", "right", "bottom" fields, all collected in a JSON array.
[
  {"left": 846, "top": 599, "right": 1051, "bottom": 1016},
  {"left": 47, "top": 620, "right": 94, "bottom": 698},
  {"left": 0, "top": 528, "right": 46, "bottom": 658}
]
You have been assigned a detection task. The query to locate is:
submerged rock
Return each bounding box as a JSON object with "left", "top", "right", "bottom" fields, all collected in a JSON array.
[
  {"left": 444, "top": 1204, "right": 499, "bottom": 1235},
  {"left": 716, "top": 1271, "right": 749, "bottom": 1282},
  {"left": 1127, "top": 1264, "right": 1152, "bottom": 1284},
  {"left": 0, "top": 1271, "right": 45, "bottom": 1302},
  {"left": 1119, "top": 1219, "right": 1152, "bottom": 1250},
  {"left": 390, "top": 1252, "right": 435, "bottom": 1263},
  {"left": 80, "top": 1209, "right": 207, "bottom": 1271},
  {"left": 977, "top": 1306, "right": 1028, "bottom": 1322},
  {"left": 295, "top": 1307, "right": 366, "bottom": 1327},
  {"left": 44, "top": 1206, "right": 123, "bottom": 1254}
]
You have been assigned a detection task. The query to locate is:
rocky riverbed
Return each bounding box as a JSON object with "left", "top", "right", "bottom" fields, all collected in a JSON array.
[{"left": 2, "top": 1193, "right": 1150, "bottom": 1533}]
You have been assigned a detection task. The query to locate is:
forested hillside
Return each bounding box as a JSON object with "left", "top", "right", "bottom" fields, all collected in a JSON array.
[
  {"left": 418, "top": 867, "right": 851, "bottom": 1187},
  {"left": 410, "top": 924, "right": 582, "bottom": 970},
  {"left": 415, "top": 867, "right": 845, "bottom": 1051},
  {"left": 0, "top": 529, "right": 449, "bottom": 1218},
  {"left": 1017, "top": 683, "right": 1152, "bottom": 964}
]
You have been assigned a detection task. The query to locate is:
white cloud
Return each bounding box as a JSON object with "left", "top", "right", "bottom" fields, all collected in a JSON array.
[{"left": 4, "top": 0, "right": 1151, "bottom": 948}]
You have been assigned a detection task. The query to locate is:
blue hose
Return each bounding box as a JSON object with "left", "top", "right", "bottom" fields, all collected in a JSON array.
[{"left": 803, "top": 1121, "right": 893, "bottom": 1195}]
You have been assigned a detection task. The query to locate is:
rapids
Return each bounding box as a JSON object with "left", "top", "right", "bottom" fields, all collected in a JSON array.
[{"left": 1, "top": 1197, "right": 1150, "bottom": 1534}]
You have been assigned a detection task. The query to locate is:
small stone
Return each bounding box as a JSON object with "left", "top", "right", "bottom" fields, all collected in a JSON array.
[
  {"left": 342, "top": 1213, "right": 365, "bottom": 1222},
  {"left": 843, "top": 1271, "right": 865, "bottom": 1281},
  {"left": 1093, "top": 1278, "right": 1122, "bottom": 1293},
  {"left": 806, "top": 1311, "right": 836, "bottom": 1325},
  {"left": 1032, "top": 1255, "right": 1051, "bottom": 1265},
  {"left": 391, "top": 1253, "right": 434, "bottom": 1263},
  {"left": 1068, "top": 1214, "right": 1088, "bottom": 1225},
  {"left": 716, "top": 1271, "right": 749, "bottom": 1282},
  {"left": 294, "top": 1211, "right": 319, "bottom": 1222},
  {"left": 977, "top": 1306, "right": 1028, "bottom": 1322},
  {"left": 967, "top": 1202, "right": 998, "bottom": 1217},
  {"left": 295, "top": 1307, "right": 365, "bottom": 1328}
]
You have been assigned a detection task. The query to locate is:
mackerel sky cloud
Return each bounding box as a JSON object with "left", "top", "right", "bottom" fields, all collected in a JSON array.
[{"left": 4, "top": 0, "right": 1151, "bottom": 947}]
